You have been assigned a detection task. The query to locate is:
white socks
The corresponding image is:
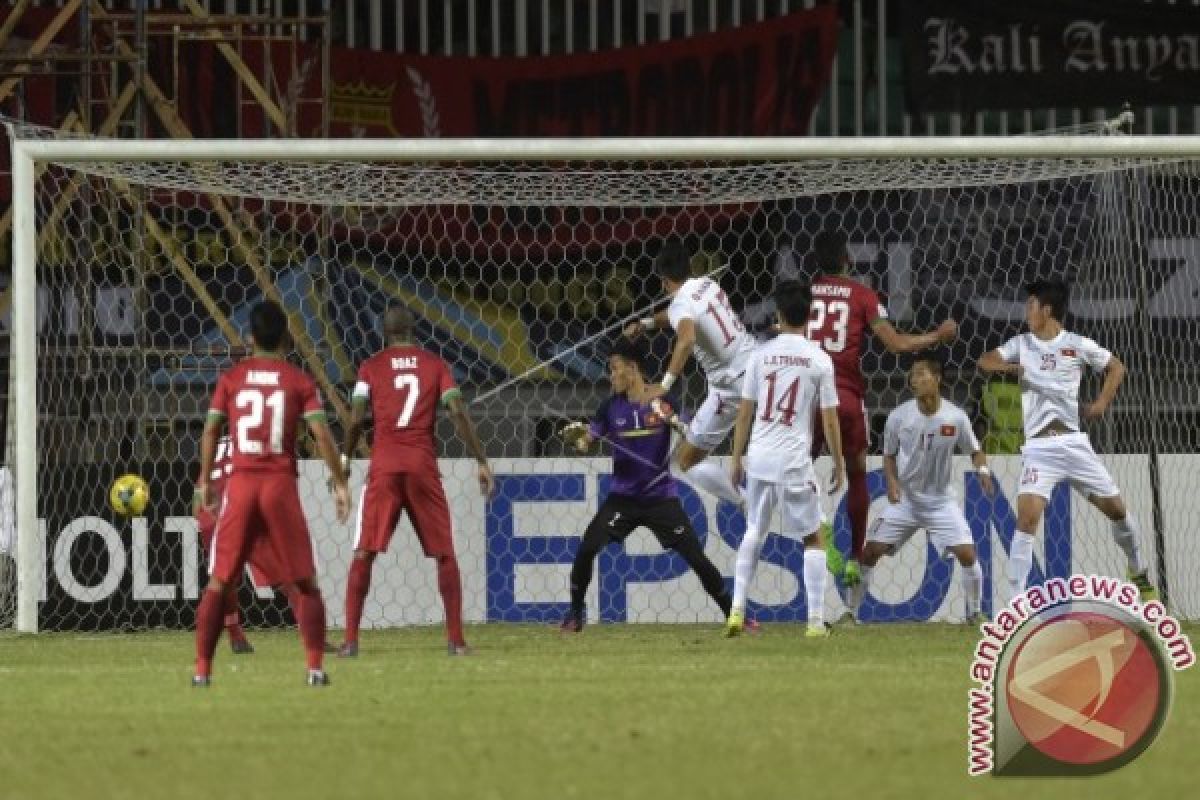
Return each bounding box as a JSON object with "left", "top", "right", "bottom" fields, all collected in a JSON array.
[
  {"left": 803, "top": 548, "right": 827, "bottom": 626},
  {"left": 683, "top": 461, "right": 743, "bottom": 506},
  {"left": 1008, "top": 531, "right": 1036, "bottom": 599},
  {"left": 962, "top": 561, "right": 983, "bottom": 617},
  {"left": 849, "top": 565, "right": 872, "bottom": 617},
  {"left": 731, "top": 528, "right": 765, "bottom": 612},
  {"left": 1112, "top": 515, "right": 1147, "bottom": 575}
]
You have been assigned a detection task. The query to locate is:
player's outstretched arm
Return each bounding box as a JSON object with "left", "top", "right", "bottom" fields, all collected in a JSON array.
[
  {"left": 652, "top": 317, "right": 696, "bottom": 397},
  {"left": 978, "top": 348, "right": 1023, "bottom": 377},
  {"left": 1083, "top": 354, "right": 1126, "bottom": 421},
  {"left": 623, "top": 309, "right": 671, "bottom": 339},
  {"left": 872, "top": 318, "right": 957, "bottom": 354},
  {"left": 308, "top": 417, "right": 351, "bottom": 522},
  {"left": 729, "top": 398, "right": 756, "bottom": 489},
  {"left": 446, "top": 394, "right": 496, "bottom": 498},
  {"left": 196, "top": 415, "right": 223, "bottom": 511},
  {"left": 821, "top": 405, "right": 846, "bottom": 494}
]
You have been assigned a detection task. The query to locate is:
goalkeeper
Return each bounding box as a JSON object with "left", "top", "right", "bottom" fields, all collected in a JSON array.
[{"left": 558, "top": 337, "right": 733, "bottom": 631}]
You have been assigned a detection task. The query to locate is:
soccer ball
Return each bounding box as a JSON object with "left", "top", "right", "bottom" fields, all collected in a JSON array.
[{"left": 109, "top": 473, "right": 150, "bottom": 517}]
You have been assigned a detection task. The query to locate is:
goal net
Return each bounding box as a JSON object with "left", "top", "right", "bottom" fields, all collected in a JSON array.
[{"left": 5, "top": 122, "right": 1200, "bottom": 633}]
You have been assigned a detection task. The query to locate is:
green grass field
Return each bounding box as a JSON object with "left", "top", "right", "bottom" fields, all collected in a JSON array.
[{"left": 2, "top": 623, "right": 1196, "bottom": 800}]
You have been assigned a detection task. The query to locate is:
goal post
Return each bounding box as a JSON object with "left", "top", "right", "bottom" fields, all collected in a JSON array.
[{"left": 8, "top": 127, "right": 1200, "bottom": 634}]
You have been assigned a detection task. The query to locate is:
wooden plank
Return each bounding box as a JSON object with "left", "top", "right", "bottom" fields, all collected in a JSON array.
[
  {"left": 0, "top": 0, "right": 83, "bottom": 104},
  {"left": 180, "top": 0, "right": 289, "bottom": 133},
  {"left": 0, "top": 0, "right": 32, "bottom": 55}
]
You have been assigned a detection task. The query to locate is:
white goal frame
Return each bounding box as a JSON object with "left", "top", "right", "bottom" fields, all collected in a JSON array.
[{"left": 11, "top": 134, "right": 1200, "bottom": 633}]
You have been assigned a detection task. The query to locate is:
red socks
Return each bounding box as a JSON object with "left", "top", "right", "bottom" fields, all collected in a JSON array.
[
  {"left": 847, "top": 470, "right": 869, "bottom": 560},
  {"left": 194, "top": 588, "right": 226, "bottom": 677},
  {"left": 295, "top": 587, "right": 327, "bottom": 671},
  {"left": 344, "top": 558, "right": 373, "bottom": 646},
  {"left": 437, "top": 555, "right": 465, "bottom": 647}
]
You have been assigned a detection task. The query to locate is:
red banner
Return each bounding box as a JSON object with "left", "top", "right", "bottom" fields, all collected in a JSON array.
[{"left": 290, "top": 5, "right": 838, "bottom": 138}]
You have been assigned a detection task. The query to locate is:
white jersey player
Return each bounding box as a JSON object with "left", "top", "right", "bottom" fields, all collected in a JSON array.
[
  {"left": 978, "top": 279, "right": 1156, "bottom": 602},
  {"left": 850, "top": 358, "right": 993, "bottom": 624},
  {"left": 725, "top": 281, "right": 845, "bottom": 639},
  {"left": 624, "top": 240, "right": 758, "bottom": 507}
]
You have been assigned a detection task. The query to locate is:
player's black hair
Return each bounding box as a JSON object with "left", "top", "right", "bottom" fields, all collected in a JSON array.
[
  {"left": 1025, "top": 279, "right": 1069, "bottom": 321},
  {"left": 812, "top": 229, "right": 849, "bottom": 273},
  {"left": 384, "top": 302, "right": 415, "bottom": 341},
  {"left": 608, "top": 336, "right": 650, "bottom": 374},
  {"left": 654, "top": 239, "right": 692, "bottom": 283},
  {"left": 909, "top": 353, "right": 944, "bottom": 382},
  {"left": 249, "top": 301, "right": 288, "bottom": 351},
  {"left": 774, "top": 280, "right": 812, "bottom": 326}
]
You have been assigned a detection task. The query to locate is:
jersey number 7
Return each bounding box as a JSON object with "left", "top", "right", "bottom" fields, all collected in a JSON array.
[{"left": 393, "top": 374, "right": 420, "bottom": 428}]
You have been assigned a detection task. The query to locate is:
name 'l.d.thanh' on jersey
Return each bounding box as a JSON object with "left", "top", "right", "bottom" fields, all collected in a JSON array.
[
  {"left": 207, "top": 357, "right": 325, "bottom": 473},
  {"left": 353, "top": 345, "right": 459, "bottom": 473},
  {"left": 588, "top": 393, "right": 680, "bottom": 499},
  {"left": 883, "top": 398, "right": 980, "bottom": 507},
  {"left": 995, "top": 331, "right": 1111, "bottom": 437},
  {"left": 667, "top": 277, "right": 758, "bottom": 390},
  {"left": 741, "top": 332, "right": 838, "bottom": 483}
]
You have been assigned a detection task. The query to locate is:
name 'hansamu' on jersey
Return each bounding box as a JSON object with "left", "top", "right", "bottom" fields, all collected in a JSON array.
[
  {"left": 208, "top": 357, "right": 325, "bottom": 473},
  {"left": 667, "top": 277, "right": 758, "bottom": 390},
  {"left": 742, "top": 333, "right": 838, "bottom": 483},
  {"left": 807, "top": 275, "right": 889, "bottom": 398},
  {"left": 995, "top": 331, "right": 1112, "bottom": 438},
  {"left": 883, "top": 399, "right": 980, "bottom": 506},
  {"left": 352, "top": 345, "right": 459, "bottom": 473}
]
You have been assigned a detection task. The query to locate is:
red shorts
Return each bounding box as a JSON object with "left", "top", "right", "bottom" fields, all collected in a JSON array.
[
  {"left": 197, "top": 508, "right": 282, "bottom": 588},
  {"left": 208, "top": 472, "right": 315, "bottom": 586},
  {"left": 354, "top": 469, "right": 454, "bottom": 557},
  {"left": 812, "top": 389, "right": 870, "bottom": 459}
]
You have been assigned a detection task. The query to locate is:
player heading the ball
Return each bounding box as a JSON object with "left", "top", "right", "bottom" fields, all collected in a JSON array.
[{"left": 624, "top": 239, "right": 755, "bottom": 508}]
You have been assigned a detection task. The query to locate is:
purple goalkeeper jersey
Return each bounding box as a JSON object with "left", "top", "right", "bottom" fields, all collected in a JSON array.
[{"left": 588, "top": 392, "right": 679, "bottom": 500}]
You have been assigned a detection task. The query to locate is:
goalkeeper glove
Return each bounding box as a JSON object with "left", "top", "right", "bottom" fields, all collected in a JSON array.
[{"left": 560, "top": 421, "right": 590, "bottom": 453}]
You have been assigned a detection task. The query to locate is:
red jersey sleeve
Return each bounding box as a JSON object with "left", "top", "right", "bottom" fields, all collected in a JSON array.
[
  {"left": 299, "top": 372, "right": 325, "bottom": 420},
  {"left": 857, "top": 283, "right": 887, "bottom": 331},
  {"left": 438, "top": 359, "right": 458, "bottom": 403},
  {"left": 208, "top": 373, "right": 231, "bottom": 420}
]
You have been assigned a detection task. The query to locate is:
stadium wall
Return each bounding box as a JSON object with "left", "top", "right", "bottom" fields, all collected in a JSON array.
[{"left": 20, "top": 454, "right": 1190, "bottom": 629}]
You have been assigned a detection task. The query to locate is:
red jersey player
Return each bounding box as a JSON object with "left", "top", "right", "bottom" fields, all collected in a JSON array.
[
  {"left": 193, "top": 301, "right": 350, "bottom": 687},
  {"left": 339, "top": 305, "right": 494, "bottom": 657},
  {"left": 194, "top": 434, "right": 330, "bottom": 655},
  {"left": 806, "top": 230, "right": 957, "bottom": 594}
]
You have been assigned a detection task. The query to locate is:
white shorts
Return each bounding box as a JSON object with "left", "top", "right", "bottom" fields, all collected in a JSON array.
[
  {"left": 744, "top": 474, "right": 823, "bottom": 538},
  {"left": 868, "top": 497, "right": 973, "bottom": 556},
  {"left": 1019, "top": 433, "right": 1119, "bottom": 500},
  {"left": 685, "top": 386, "right": 741, "bottom": 451}
]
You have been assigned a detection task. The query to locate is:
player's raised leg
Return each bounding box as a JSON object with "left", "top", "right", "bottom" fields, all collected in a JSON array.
[
  {"left": 1010, "top": 492, "right": 1046, "bottom": 598},
  {"left": 1089, "top": 493, "right": 1156, "bottom": 601}
]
